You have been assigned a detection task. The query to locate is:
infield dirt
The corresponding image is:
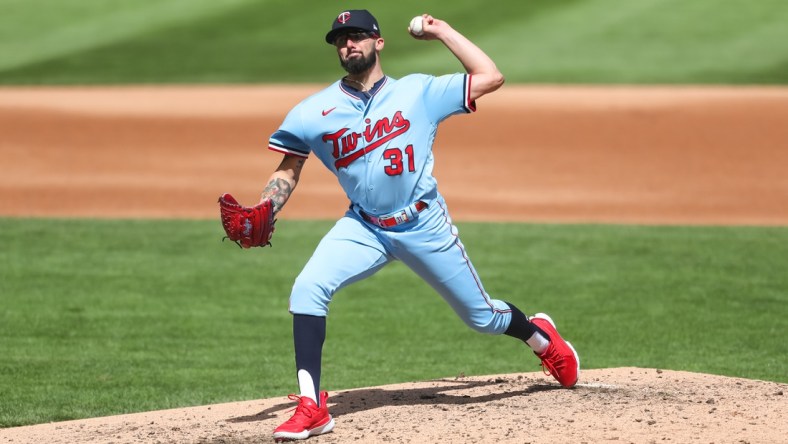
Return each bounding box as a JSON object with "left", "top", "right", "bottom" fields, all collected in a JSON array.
[
  {"left": 2, "top": 85, "right": 788, "bottom": 224},
  {"left": 1, "top": 86, "right": 787, "bottom": 443}
]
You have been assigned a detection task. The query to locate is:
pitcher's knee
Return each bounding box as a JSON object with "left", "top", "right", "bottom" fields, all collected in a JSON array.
[
  {"left": 289, "top": 277, "right": 332, "bottom": 317},
  {"left": 463, "top": 309, "right": 511, "bottom": 335}
]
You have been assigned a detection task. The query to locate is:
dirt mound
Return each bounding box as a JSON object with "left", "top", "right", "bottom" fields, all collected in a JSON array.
[{"left": 4, "top": 368, "right": 785, "bottom": 443}]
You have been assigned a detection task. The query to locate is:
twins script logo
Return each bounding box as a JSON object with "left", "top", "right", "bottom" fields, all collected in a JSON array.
[{"left": 323, "top": 111, "right": 411, "bottom": 169}]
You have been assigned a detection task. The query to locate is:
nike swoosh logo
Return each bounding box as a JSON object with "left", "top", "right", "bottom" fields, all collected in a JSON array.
[{"left": 322, "top": 107, "right": 337, "bottom": 116}]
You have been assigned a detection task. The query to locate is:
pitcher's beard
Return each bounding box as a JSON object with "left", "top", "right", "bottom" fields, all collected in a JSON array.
[{"left": 341, "top": 51, "right": 377, "bottom": 75}]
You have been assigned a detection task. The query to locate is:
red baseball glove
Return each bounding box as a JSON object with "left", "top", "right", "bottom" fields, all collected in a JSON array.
[{"left": 218, "top": 193, "right": 275, "bottom": 248}]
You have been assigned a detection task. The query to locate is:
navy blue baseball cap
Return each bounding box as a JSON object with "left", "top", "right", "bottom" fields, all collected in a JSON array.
[{"left": 325, "top": 9, "right": 380, "bottom": 44}]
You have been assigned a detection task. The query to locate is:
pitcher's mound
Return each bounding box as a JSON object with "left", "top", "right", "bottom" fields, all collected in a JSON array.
[{"left": 5, "top": 368, "right": 786, "bottom": 443}]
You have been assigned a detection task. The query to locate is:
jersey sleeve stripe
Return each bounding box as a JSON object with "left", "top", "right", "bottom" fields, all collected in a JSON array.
[
  {"left": 463, "top": 74, "right": 477, "bottom": 113},
  {"left": 268, "top": 142, "right": 309, "bottom": 158}
]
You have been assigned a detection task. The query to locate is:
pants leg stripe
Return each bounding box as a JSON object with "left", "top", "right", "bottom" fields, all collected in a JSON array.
[{"left": 436, "top": 200, "right": 511, "bottom": 315}]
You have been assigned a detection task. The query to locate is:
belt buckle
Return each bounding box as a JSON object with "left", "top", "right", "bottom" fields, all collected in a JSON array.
[
  {"left": 364, "top": 213, "right": 387, "bottom": 228},
  {"left": 362, "top": 202, "right": 426, "bottom": 228},
  {"left": 391, "top": 211, "right": 409, "bottom": 225}
]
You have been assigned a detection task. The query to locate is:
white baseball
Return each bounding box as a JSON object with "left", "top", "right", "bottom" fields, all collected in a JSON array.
[{"left": 409, "top": 16, "right": 424, "bottom": 36}]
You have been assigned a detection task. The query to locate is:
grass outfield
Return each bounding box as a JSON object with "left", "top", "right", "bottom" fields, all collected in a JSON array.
[
  {"left": 1, "top": 0, "right": 788, "bottom": 84},
  {"left": 0, "top": 218, "right": 786, "bottom": 427}
]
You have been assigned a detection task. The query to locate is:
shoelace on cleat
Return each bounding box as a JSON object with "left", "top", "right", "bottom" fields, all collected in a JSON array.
[
  {"left": 282, "top": 394, "right": 315, "bottom": 422},
  {"left": 539, "top": 345, "right": 567, "bottom": 377}
]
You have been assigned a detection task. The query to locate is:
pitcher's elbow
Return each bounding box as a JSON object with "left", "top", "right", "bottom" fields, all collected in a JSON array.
[{"left": 491, "top": 71, "right": 505, "bottom": 92}]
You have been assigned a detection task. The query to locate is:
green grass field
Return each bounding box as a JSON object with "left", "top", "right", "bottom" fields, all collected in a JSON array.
[
  {"left": 1, "top": 218, "right": 786, "bottom": 427},
  {"left": 1, "top": 0, "right": 788, "bottom": 84}
]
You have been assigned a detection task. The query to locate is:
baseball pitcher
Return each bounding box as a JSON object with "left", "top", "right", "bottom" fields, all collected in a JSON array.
[{"left": 219, "top": 10, "right": 580, "bottom": 442}]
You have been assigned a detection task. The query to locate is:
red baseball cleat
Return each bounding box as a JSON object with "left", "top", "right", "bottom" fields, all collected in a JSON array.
[
  {"left": 531, "top": 313, "right": 580, "bottom": 387},
  {"left": 273, "top": 391, "right": 334, "bottom": 442}
]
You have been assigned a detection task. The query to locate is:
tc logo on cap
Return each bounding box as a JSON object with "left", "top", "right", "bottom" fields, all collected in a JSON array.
[{"left": 337, "top": 12, "right": 351, "bottom": 24}]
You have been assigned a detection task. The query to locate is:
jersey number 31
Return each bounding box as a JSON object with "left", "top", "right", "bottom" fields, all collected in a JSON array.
[{"left": 383, "top": 145, "right": 415, "bottom": 176}]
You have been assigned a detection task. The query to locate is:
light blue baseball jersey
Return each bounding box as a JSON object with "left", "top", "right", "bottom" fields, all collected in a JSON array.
[
  {"left": 270, "top": 73, "right": 513, "bottom": 334},
  {"left": 269, "top": 73, "right": 475, "bottom": 215}
]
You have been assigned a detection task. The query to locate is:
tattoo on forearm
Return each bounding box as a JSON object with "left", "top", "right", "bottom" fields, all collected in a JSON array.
[{"left": 261, "top": 178, "right": 293, "bottom": 213}]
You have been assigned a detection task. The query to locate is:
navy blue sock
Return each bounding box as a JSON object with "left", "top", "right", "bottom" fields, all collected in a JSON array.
[
  {"left": 293, "top": 314, "right": 326, "bottom": 406},
  {"left": 503, "top": 302, "right": 550, "bottom": 343}
]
